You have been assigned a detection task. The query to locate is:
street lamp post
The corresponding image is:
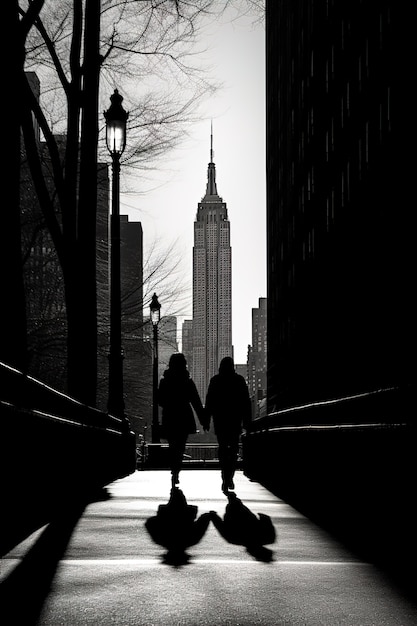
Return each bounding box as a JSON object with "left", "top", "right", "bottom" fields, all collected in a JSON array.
[
  {"left": 150, "top": 293, "right": 161, "bottom": 443},
  {"left": 104, "top": 89, "right": 129, "bottom": 420}
]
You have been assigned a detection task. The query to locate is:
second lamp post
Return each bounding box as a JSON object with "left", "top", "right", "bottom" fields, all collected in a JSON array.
[{"left": 104, "top": 89, "right": 129, "bottom": 420}]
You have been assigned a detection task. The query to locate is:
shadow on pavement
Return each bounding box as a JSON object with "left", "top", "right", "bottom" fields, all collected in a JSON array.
[
  {"left": 1, "top": 486, "right": 111, "bottom": 557},
  {"left": 0, "top": 488, "right": 110, "bottom": 625},
  {"left": 211, "top": 492, "right": 277, "bottom": 562},
  {"left": 145, "top": 487, "right": 211, "bottom": 566}
]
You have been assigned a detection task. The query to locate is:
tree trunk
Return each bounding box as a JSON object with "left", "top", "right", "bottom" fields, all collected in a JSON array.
[
  {"left": 65, "top": 268, "right": 91, "bottom": 403},
  {"left": 67, "top": 0, "right": 102, "bottom": 406},
  {"left": 0, "top": 1, "right": 27, "bottom": 370}
]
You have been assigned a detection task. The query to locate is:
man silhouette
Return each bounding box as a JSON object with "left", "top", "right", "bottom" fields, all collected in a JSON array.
[{"left": 205, "top": 357, "right": 252, "bottom": 493}]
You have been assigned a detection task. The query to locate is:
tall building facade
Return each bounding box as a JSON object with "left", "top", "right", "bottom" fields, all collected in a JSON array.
[
  {"left": 266, "top": 1, "right": 414, "bottom": 413},
  {"left": 192, "top": 131, "right": 232, "bottom": 398}
]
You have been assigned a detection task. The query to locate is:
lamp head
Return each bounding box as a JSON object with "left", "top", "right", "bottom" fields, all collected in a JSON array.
[
  {"left": 150, "top": 293, "right": 161, "bottom": 326},
  {"left": 104, "top": 89, "right": 129, "bottom": 155}
]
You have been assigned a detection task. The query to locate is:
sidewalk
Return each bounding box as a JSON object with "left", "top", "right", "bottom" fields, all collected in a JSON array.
[{"left": 2, "top": 469, "right": 417, "bottom": 625}]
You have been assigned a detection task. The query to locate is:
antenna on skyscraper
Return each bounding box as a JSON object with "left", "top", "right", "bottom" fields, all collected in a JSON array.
[{"left": 210, "top": 120, "right": 214, "bottom": 162}]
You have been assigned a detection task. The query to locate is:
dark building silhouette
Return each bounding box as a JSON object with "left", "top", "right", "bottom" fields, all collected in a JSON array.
[
  {"left": 266, "top": 2, "right": 414, "bottom": 413},
  {"left": 119, "top": 215, "right": 147, "bottom": 436},
  {"left": 120, "top": 215, "right": 143, "bottom": 329}
]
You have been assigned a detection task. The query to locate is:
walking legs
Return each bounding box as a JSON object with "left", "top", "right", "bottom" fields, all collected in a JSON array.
[
  {"left": 168, "top": 435, "right": 187, "bottom": 486},
  {"left": 218, "top": 440, "right": 239, "bottom": 493}
]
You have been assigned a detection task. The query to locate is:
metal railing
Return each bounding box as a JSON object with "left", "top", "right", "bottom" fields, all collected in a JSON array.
[
  {"left": 183, "top": 443, "right": 219, "bottom": 463},
  {"left": 138, "top": 442, "right": 243, "bottom": 469}
]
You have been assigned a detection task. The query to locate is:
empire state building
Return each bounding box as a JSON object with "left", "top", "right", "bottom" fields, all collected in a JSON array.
[{"left": 192, "top": 129, "right": 233, "bottom": 397}]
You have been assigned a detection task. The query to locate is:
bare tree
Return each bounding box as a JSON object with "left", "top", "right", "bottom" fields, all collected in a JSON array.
[
  {"left": 13, "top": 0, "right": 216, "bottom": 404},
  {"left": 8, "top": 0, "right": 263, "bottom": 405}
]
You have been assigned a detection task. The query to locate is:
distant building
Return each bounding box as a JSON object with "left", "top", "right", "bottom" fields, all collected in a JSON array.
[
  {"left": 181, "top": 319, "right": 193, "bottom": 372},
  {"left": 192, "top": 128, "right": 233, "bottom": 398},
  {"left": 158, "top": 316, "right": 178, "bottom": 379},
  {"left": 118, "top": 215, "right": 147, "bottom": 435},
  {"left": 247, "top": 297, "right": 267, "bottom": 419},
  {"left": 235, "top": 363, "right": 248, "bottom": 384},
  {"left": 120, "top": 216, "right": 143, "bottom": 333}
]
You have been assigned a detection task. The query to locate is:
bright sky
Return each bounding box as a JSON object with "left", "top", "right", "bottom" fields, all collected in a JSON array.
[{"left": 121, "top": 9, "right": 266, "bottom": 365}]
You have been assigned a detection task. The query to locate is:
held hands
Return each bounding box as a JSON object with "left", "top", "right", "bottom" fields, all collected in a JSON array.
[{"left": 201, "top": 408, "right": 210, "bottom": 432}]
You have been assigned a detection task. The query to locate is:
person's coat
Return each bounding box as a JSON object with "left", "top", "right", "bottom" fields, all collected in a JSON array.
[
  {"left": 158, "top": 369, "right": 205, "bottom": 438},
  {"left": 205, "top": 361, "right": 251, "bottom": 441}
]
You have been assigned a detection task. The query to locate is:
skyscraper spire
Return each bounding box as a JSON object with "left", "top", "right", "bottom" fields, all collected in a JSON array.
[{"left": 205, "top": 121, "right": 218, "bottom": 198}]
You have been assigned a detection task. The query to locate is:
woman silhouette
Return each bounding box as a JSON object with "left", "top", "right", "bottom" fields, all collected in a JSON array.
[{"left": 157, "top": 353, "right": 207, "bottom": 487}]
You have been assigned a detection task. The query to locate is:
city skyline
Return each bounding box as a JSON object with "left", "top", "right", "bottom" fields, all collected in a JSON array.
[{"left": 121, "top": 10, "right": 266, "bottom": 364}]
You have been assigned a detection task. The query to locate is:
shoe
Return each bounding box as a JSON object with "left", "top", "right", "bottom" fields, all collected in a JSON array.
[{"left": 171, "top": 472, "right": 180, "bottom": 487}]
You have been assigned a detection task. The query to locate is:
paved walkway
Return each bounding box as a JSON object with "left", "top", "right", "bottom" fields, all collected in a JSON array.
[{"left": 2, "top": 470, "right": 417, "bottom": 625}]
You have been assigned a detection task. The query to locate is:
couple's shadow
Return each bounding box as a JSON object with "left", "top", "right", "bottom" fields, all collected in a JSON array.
[
  {"left": 211, "top": 491, "right": 276, "bottom": 562},
  {"left": 145, "top": 488, "right": 276, "bottom": 566}
]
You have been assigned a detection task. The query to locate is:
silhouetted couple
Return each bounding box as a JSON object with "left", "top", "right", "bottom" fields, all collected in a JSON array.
[{"left": 158, "top": 353, "right": 251, "bottom": 492}]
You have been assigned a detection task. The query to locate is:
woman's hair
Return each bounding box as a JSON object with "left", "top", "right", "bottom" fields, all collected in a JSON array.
[
  {"left": 218, "top": 356, "right": 235, "bottom": 375},
  {"left": 168, "top": 352, "right": 188, "bottom": 373}
]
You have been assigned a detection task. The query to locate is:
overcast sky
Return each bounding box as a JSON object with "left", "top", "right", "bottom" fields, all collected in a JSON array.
[{"left": 121, "top": 8, "right": 266, "bottom": 365}]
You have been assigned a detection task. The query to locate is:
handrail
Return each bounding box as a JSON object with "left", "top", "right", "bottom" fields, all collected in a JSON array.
[
  {"left": 248, "top": 422, "right": 410, "bottom": 435},
  {"left": 249, "top": 384, "right": 415, "bottom": 432},
  {"left": 0, "top": 399, "right": 129, "bottom": 437},
  {"left": 0, "top": 359, "right": 130, "bottom": 434},
  {"left": 263, "top": 386, "right": 400, "bottom": 419}
]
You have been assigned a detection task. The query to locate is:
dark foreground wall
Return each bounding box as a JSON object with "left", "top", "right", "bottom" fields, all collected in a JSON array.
[
  {"left": 242, "top": 386, "right": 416, "bottom": 589},
  {"left": 265, "top": 2, "right": 415, "bottom": 412},
  {"left": 1, "top": 361, "right": 136, "bottom": 555}
]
